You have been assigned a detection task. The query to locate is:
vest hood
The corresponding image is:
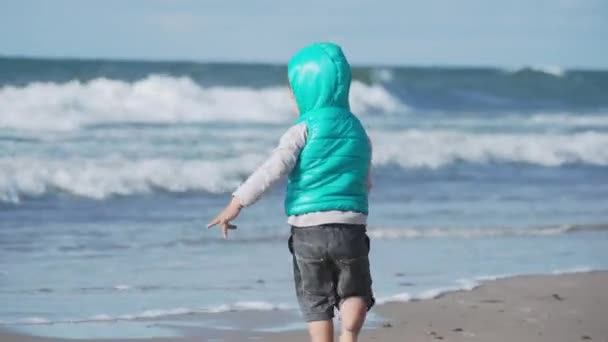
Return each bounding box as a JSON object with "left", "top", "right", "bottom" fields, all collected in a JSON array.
[{"left": 287, "top": 43, "right": 352, "bottom": 115}]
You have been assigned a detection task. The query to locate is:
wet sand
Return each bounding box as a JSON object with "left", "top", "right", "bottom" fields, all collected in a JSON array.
[{"left": 2, "top": 271, "right": 607, "bottom": 342}]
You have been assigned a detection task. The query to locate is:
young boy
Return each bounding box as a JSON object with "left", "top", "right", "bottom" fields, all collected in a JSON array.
[{"left": 208, "top": 42, "right": 374, "bottom": 342}]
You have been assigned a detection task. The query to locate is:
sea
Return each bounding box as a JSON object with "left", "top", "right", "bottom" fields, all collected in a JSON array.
[{"left": 1, "top": 57, "right": 607, "bottom": 338}]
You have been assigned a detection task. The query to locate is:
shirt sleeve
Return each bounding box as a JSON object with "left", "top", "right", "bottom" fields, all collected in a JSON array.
[
  {"left": 233, "top": 123, "right": 307, "bottom": 207},
  {"left": 367, "top": 134, "right": 373, "bottom": 192}
]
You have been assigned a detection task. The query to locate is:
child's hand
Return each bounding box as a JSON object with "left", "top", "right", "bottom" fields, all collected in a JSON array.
[{"left": 207, "top": 197, "right": 243, "bottom": 239}]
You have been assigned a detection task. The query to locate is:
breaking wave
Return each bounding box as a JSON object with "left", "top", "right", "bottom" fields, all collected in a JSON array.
[
  {"left": 0, "top": 156, "right": 261, "bottom": 203},
  {"left": 1, "top": 129, "right": 608, "bottom": 202},
  {"left": 371, "top": 130, "right": 608, "bottom": 168},
  {"left": 0, "top": 75, "right": 405, "bottom": 131}
]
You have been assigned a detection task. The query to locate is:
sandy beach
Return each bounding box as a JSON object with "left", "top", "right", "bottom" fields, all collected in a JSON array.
[{"left": 2, "top": 271, "right": 606, "bottom": 342}]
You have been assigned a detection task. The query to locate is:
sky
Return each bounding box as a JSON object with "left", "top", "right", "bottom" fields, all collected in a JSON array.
[{"left": 1, "top": 0, "right": 607, "bottom": 69}]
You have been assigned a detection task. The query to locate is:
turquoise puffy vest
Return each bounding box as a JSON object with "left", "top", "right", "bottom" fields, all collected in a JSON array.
[{"left": 285, "top": 43, "right": 371, "bottom": 216}]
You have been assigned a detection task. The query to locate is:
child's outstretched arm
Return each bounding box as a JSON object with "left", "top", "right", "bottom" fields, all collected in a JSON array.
[{"left": 207, "top": 123, "right": 307, "bottom": 238}]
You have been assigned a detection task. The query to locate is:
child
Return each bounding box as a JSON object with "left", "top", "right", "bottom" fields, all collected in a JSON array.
[{"left": 208, "top": 42, "right": 373, "bottom": 342}]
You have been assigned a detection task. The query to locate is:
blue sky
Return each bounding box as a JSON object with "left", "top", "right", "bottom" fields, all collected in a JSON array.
[{"left": 1, "top": 0, "right": 607, "bottom": 68}]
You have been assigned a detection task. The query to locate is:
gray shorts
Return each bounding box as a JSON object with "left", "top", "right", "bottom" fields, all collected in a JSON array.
[{"left": 288, "top": 224, "right": 375, "bottom": 322}]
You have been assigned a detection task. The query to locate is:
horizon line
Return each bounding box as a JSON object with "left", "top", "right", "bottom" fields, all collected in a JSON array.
[{"left": 1, "top": 53, "right": 606, "bottom": 73}]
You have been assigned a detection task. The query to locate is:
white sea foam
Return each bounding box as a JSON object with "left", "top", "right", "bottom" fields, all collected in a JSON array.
[
  {"left": 113, "top": 284, "right": 132, "bottom": 291},
  {"left": 21, "top": 317, "right": 52, "bottom": 325},
  {"left": 350, "top": 81, "right": 405, "bottom": 113},
  {"left": 0, "top": 75, "right": 404, "bottom": 131},
  {"left": 529, "top": 113, "right": 608, "bottom": 127},
  {"left": 551, "top": 266, "right": 594, "bottom": 274},
  {"left": 473, "top": 274, "right": 514, "bottom": 282},
  {"left": 377, "top": 267, "right": 598, "bottom": 305},
  {"left": 128, "top": 307, "right": 193, "bottom": 319},
  {"left": 2, "top": 127, "right": 608, "bottom": 202},
  {"left": 532, "top": 65, "right": 565, "bottom": 77},
  {"left": 3, "top": 301, "right": 294, "bottom": 326},
  {"left": 370, "top": 130, "right": 608, "bottom": 168},
  {"left": 0, "top": 155, "right": 263, "bottom": 203},
  {"left": 88, "top": 314, "right": 113, "bottom": 321},
  {"left": 367, "top": 225, "right": 599, "bottom": 239},
  {"left": 206, "top": 301, "right": 293, "bottom": 313},
  {"left": 231, "top": 301, "right": 291, "bottom": 311},
  {"left": 418, "top": 279, "right": 481, "bottom": 300},
  {"left": 376, "top": 281, "right": 482, "bottom": 304}
]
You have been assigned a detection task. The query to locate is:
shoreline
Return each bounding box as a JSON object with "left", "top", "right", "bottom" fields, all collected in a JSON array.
[{"left": 2, "top": 270, "right": 607, "bottom": 342}]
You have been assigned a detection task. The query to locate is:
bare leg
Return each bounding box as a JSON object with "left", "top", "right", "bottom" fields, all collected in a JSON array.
[
  {"left": 339, "top": 297, "right": 367, "bottom": 342},
  {"left": 308, "top": 319, "right": 334, "bottom": 342}
]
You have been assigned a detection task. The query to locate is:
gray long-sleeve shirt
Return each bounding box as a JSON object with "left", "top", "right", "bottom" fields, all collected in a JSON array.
[{"left": 233, "top": 123, "right": 368, "bottom": 227}]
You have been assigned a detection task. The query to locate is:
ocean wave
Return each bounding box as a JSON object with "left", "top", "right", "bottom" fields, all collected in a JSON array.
[
  {"left": 0, "top": 156, "right": 262, "bottom": 203},
  {"left": 2, "top": 128, "right": 608, "bottom": 203},
  {"left": 2, "top": 302, "right": 294, "bottom": 326},
  {"left": 4, "top": 58, "right": 608, "bottom": 113},
  {"left": 528, "top": 113, "right": 608, "bottom": 127},
  {"left": 506, "top": 65, "right": 565, "bottom": 77},
  {"left": 0, "top": 75, "right": 405, "bottom": 131},
  {"left": 367, "top": 224, "right": 608, "bottom": 239},
  {"left": 550, "top": 266, "right": 595, "bottom": 274},
  {"left": 371, "top": 130, "right": 608, "bottom": 168},
  {"left": 19, "top": 317, "right": 52, "bottom": 325}
]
